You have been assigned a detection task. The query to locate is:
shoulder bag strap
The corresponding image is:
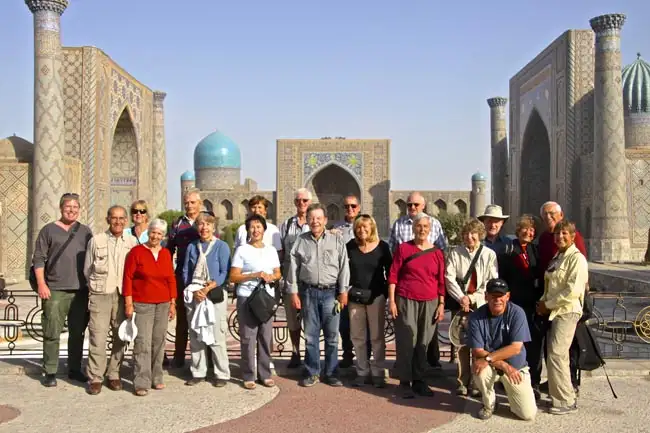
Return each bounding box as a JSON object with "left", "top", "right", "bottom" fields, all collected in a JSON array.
[
  {"left": 461, "top": 245, "right": 483, "bottom": 286},
  {"left": 403, "top": 246, "right": 437, "bottom": 266},
  {"left": 47, "top": 222, "right": 81, "bottom": 271}
]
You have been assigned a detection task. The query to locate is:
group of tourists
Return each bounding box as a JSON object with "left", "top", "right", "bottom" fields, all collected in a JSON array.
[{"left": 31, "top": 187, "right": 589, "bottom": 422}]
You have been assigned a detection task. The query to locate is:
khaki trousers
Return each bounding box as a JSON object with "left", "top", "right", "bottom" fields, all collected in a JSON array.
[
  {"left": 133, "top": 302, "right": 170, "bottom": 390},
  {"left": 86, "top": 291, "right": 126, "bottom": 382},
  {"left": 473, "top": 365, "right": 537, "bottom": 421},
  {"left": 394, "top": 296, "right": 437, "bottom": 383},
  {"left": 349, "top": 295, "right": 386, "bottom": 378},
  {"left": 547, "top": 312, "right": 580, "bottom": 407}
]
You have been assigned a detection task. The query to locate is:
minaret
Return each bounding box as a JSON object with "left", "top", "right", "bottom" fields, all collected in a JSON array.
[
  {"left": 25, "top": 0, "right": 68, "bottom": 242},
  {"left": 180, "top": 171, "right": 196, "bottom": 208},
  {"left": 152, "top": 90, "right": 168, "bottom": 216},
  {"left": 470, "top": 172, "right": 487, "bottom": 218},
  {"left": 487, "top": 97, "right": 508, "bottom": 209},
  {"left": 589, "top": 13, "right": 630, "bottom": 262}
]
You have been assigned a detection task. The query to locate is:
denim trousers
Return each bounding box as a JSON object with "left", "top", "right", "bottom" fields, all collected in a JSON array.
[{"left": 301, "top": 287, "right": 340, "bottom": 377}]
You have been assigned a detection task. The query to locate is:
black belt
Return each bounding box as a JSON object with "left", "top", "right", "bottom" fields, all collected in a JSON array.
[{"left": 300, "top": 282, "right": 337, "bottom": 290}]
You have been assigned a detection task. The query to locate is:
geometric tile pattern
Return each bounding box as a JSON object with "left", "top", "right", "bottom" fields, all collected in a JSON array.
[
  {"left": 303, "top": 152, "right": 363, "bottom": 181},
  {"left": 0, "top": 165, "right": 30, "bottom": 282},
  {"left": 62, "top": 49, "right": 82, "bottom": 158},
  {"left": 80, "top": 47, "right": 97, "bottom": 226},
  {"left": 152, "top": 91, "right": 167, "bottom": 216},
  {"left": 627, "top": 158, "right": 650, "bottom": 246}
]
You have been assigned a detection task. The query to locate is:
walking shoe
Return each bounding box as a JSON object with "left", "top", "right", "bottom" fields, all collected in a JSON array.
[
  {"left": 372, "top": 376, "right": 387, "bottom": 388},
  {"left": 185, "top": 378, "right": 204, "bottom": 386},
  {"left": 412, "top": 380, "right": 434, "bottom": 397},
  {"left": 539, "top": 381, "right": 549, "bottom": 393},
  {"left": 400, "top": 381, "right": 415, "bottom": 399},
  {"left": 325, "top": 376, "right": 343, "bottom": 387},
  {"left": 549, "top": 403, "right": 578, "bottom": 415},
  {"left": 456, "top": 384, "right": 468, "bottom": 396},
  {"left": 107, "top": 379, "right": 122, "bottom": 391},
  {"left": 68, "top": 370, "right": 88, "bottom": 383},
  {"left": 213, "top": 379, "right": 228, "bottom": 388},
  {"left": 299, "top": 375, "right": 320, "bottom": 387},
  {"left": 42, "top": 374, "right": 57, "bottom": 387},
  {"left": 352, "top": 376, "right": 367, "bottom": 387},
  {"left": 338, "top": 357, "right": 354, "bottom": 369},
  {"left": 87, "top": 382, "right": 102, "bottom": 395},
  {"left": 477, "top": 404, "right": 495, "bottom": 420},
  {"left": 287, "top": 353, "right": 302, "bottom": 369},
  {"left": 469, "top": 388, "right": 481, "bottom": 398}
]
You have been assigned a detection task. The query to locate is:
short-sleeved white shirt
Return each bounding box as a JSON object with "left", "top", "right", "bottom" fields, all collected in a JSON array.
[
  {"left": 234, "top": 222, "right": 282, "bottom": 251},
  {"left": 232, "top": 244, "right": 281, "bottom": 298}
]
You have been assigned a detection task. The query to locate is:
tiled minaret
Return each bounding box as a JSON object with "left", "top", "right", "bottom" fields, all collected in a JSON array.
[
  {"left": 25, "top": 0, "right": 69, "bottom": 242},
  {"left": 152, "top": 90, "right": 168, "bottom": 216},
  {"left": 589, "top": 13, "right": 630, "bottom": 262},
  {"left": 487, "top": 97, "right": 509, "bottom": 210}
]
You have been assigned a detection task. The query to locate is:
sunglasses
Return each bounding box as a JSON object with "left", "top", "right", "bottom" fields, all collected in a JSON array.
[
  {"left": 355, "top": 213, "right": 372, "bottom": 220},
  {"left": 131, "top": 209, "right": 147, "bottom": 215},
  {"left": 344, "top": 204, "right": 358, "bottom": 209},
  {"left": 61, "top": 192, "right": 80, "bottom": 200},
  {"left": 295, "top": 198, "right": 309, "bottom": 203},
  {"left": 407, "top": 202, "right": 422, "bottom": 207}
]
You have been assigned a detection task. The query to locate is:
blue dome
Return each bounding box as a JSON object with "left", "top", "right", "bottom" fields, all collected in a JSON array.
[
  {"left": 180, "top": 170, "right": 195, "bottom": 181},
  {"left": 194, "top": 131, "right": 241, "bottom": 170},
  {"left": 622, "top": 53, "right": 650, "bottom": 113},
  {"left": 472, "top": 172, "right": 487, "bottom": 181}
]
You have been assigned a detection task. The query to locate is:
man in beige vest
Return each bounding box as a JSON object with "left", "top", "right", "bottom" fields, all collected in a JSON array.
[{"left": 83, "top": 205, "right": 137, "bottom": 395}]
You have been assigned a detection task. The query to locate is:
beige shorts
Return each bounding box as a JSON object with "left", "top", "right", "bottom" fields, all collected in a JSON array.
[{"left": 282, "top": 291, "right": 301, "bottom": 332}]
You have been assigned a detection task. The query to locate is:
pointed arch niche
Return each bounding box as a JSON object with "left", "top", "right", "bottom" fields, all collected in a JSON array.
[
  {"left": 306, "top": 163, "right": 361, "bottom": 221},
  {"left": 110, "top": 108, "right": 139, "bottom": 209},
  {"left": 520, "top": 109, "right": 551, "bottom": 215}
]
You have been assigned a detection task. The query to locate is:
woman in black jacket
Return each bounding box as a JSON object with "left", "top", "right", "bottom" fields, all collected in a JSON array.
[{"left": 498, "top": 214, "right": 544, "bottom": 399}]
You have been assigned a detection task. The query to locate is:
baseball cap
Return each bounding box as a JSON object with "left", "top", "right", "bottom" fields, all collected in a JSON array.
[{"left": 486, "top": 278, "right": 509, "bottom": 295}]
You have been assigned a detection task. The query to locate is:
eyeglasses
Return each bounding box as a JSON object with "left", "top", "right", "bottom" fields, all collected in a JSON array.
[
  {"left": 344, "top": 204, "right": 358, "bottom": 209},
  {"left": 295, "top": 198, "right": 309, "bottom": 203},
  {"left": 131, "top": 209, "right": 147, "bottom": 215},
  {"left": 407, "top": 202, "right": 422, "bottom": 208}
]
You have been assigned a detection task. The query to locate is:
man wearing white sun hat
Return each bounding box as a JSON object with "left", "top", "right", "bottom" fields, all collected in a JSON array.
[{"left": 478, "top": 205, "right": 512, "bottom": 255}]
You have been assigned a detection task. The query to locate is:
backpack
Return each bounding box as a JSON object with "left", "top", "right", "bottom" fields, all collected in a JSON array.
[{"left": 575, "top": 321, "right": 617, "bottom": 398}]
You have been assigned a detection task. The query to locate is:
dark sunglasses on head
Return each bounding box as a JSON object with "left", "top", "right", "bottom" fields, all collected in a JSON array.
[
  {"left": 131, "top": 209, "right": 147, "bottom": 215},
  {"left": 407, "top": 202, "right": 422, "bottom": 207},
  {"left": 355, "top": 213, "right": 372, "bottom": 220},
  {"left": 295, "top": 198, "right": 309, "bottom": 203},
  {"left": 61, "top": 192, "right": 80, "bottom": 200},
  {"left": 344, "top": 204, "right": 358, "bottom": 209}
]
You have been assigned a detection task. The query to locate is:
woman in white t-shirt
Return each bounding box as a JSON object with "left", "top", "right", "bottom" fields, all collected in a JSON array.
[{"left": 229, "top": 214, "right": 281, "bottom": 390}]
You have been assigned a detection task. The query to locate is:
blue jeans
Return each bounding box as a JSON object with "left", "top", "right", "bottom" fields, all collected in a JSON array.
[{"left": 301, "top": 287, "right": 340, "bottom": 377}]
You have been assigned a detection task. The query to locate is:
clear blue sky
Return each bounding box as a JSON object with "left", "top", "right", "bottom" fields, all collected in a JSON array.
[{"left": 1, "top": 0, "right": 648, "bottom": 210}]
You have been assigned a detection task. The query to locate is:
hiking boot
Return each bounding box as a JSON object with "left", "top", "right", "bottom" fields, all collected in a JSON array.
[
  {"left": 549, "top": 403, "right": 578, "bottom": 415},
  {"left": 477, "top": 404, "right": 495, "bottom": 420},
  {"left": 42, "top": 374, "right": 57, "bottom": 387},
  {"left": 299, "top": 375, "right": 319, "bottom": 387},
  {"left": 456, "top": 384, "right": 468, "bottom": 396}
]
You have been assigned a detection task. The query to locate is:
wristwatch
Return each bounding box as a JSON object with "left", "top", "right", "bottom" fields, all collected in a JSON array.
[{"left": 485, "top": 355, "right": 493, "bottom": 364}]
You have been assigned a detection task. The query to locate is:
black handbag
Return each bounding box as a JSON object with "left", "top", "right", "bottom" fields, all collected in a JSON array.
[
  {"left": 244, "top": 281, "right": 278, "bottom": 325},
  {"left": 29, "top": 222, "right": 81, "bottom": 292},
  {"left": 206, "top": 284, "right": 226, "bottom": 303},
  {"left": 348, "top": 286, "right": 373, "bottom": 305}
]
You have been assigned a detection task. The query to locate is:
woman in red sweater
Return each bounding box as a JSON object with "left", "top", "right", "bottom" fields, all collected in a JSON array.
[
  {"left": 388, "top": 212, "right": 446, "bottom": 399},
  {"left": 123, "top": 218, "right": 177, "bottom": 396}
]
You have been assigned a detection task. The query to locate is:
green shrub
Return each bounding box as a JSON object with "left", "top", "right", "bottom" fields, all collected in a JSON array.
[{"left": 437, "top": 211, "right": 467, "bottom": 246}]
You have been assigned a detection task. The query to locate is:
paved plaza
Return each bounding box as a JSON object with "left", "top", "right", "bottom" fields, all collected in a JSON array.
[{"left": 0, "top": 359, "right": 647, "bottom": 433}]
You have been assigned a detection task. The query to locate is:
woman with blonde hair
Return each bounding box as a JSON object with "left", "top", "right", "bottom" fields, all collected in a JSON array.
[
  {"left": 346, "top": 214, "right": 392, "bottom": 388},
  {"left": 445, "top": 217, "right": 498, "bottom": 396},
  {"left": 126, "top": 199, "right": 150, "bottom": 245}
]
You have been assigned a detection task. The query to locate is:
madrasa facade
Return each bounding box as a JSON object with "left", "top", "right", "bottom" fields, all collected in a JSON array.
[
  {"left": 0, "top": 1, "right": 167, "bottom": 282},
  {"left": 179, "top": 133, "right": 486, "bottom": 238},
  {"left": 487, "top": 12, "right": 650, "bottom": 262}
]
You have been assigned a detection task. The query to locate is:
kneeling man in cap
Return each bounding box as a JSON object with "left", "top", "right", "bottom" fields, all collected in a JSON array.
[{"left": 467, "top": 278, "right": 537, "bottom": 421}]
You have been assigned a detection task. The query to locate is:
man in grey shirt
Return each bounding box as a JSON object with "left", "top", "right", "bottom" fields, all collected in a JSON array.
[
  {"left": 32, "top": 193, "right": 93, "bottom": 387},
  {"left": 288, "top": 203, "right": 350, "bottom": 387}
]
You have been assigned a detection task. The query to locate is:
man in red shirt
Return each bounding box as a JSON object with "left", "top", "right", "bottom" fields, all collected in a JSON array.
[{"left": 536, "top": 201, "right": 588, "bottom": 395}]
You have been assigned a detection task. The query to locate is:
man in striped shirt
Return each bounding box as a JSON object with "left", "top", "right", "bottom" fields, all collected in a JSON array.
[{"left": 279, "top": 188, "right": 312, "bottom": 368}]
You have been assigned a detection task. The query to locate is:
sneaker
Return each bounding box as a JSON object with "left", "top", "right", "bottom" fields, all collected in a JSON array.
[
  {"left": 287, "top": 353, "right": 302, "bottom": 369},
  {"left": 412, "top": 380, "right": 434, "bottom": 397},
  {"left": 549, "top": 403, "right": 578, "bottom": 415},
  {"left": 372, "top": 376, "right": 386, "bottom": 388},
  {"left": 213, "top": 379, "right": 228, "bottom": 388},
  {"left": 325, "top": 376, "right": 343, "bottom": 387},
  {"left": 456, "top": 384, "right": 468, "bottom": 396},
  {"left": 400, "top": 381, "right": 415, "bottom": 399},
  {"left": 185, "top": 378, "right": 204, "bottom": 386},
  {"left": 299, "top": 375, "right": 320, "bottom": 387},
  {"left": 338, "top": 357, "right": 354, "bottom": 369},
  {"left": 477, "top": 404, "right": 495, "bottom": 420},
  {"left": 68, "top": 370, "right": 88, "bottom": 383},
  {"left": 42, "top": 374, "right": 57, "bottom": 387},
  {"left": 352, "top": 376, "right": 367, "bottom": 387}
]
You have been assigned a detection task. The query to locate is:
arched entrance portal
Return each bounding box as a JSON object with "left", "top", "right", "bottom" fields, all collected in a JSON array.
[
  {"left": 308, "top": 164, "right": 361, "bottom": 222},
  {"left": 519, "top": 109, "right": 551, "bottom": 215},
  {"left": 110, "top": 108, "right": 138, "bottom": 209}
]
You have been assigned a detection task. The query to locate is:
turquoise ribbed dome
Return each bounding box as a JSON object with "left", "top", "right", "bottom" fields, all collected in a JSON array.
[
  {"left": 622, "top": 53, "right": 650, "bottom": 113},
  {"left": 472, "top": 172, "right": 487, "bottom": 181},
  {"left": 180, "top": 170, "right": 195, "bottom": 181},
  {"left": 193, "top": 131, "right": 241, "bottom": 170}
]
